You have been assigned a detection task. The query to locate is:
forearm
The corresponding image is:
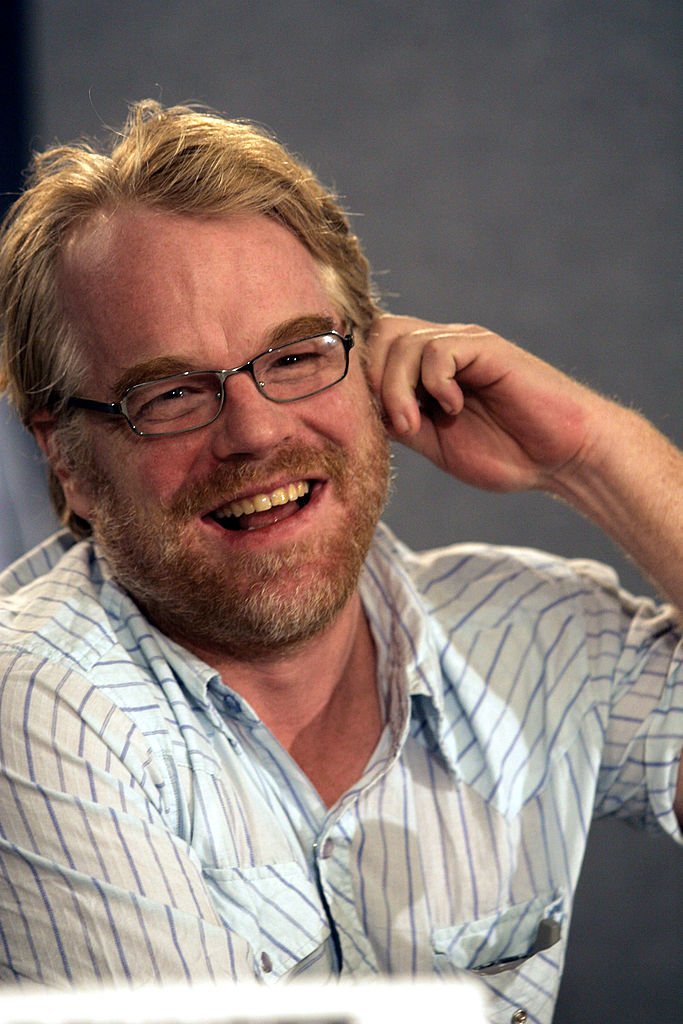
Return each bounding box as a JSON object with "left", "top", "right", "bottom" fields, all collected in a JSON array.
[{"left": 548, "top": 399, "right": 683, "bottom": 612}]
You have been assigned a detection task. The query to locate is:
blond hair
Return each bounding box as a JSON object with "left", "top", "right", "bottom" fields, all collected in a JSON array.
[{"left": 0, "top": 100, "right": 381, "bottom": 533}]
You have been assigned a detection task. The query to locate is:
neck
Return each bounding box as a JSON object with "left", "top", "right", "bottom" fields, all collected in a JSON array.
[{"left": 186, "top": 593, "right": 382, "bottom": 806}]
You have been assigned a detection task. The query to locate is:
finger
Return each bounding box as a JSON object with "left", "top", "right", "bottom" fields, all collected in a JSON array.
[
  {"left": 378, "top": 329, "right": 429, "bottom": 435},
  {"left": 364, "top": 315, "right": 417, "bottom": 394},
  {"left": 417, "top": 333, "right": 466, "bottom": 416},
  {"left": 382, "top": 328, "right": 473, "bottom": 431}
]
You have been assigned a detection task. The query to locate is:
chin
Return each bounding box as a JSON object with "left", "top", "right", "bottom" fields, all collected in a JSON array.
[{"left": 134, "top": 541, "right": 361, "bottom": 660}]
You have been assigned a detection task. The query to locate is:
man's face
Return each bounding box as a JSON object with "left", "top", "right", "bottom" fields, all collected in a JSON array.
[{"left": 58, "top": 209, "right": 390, "bottom": 660}]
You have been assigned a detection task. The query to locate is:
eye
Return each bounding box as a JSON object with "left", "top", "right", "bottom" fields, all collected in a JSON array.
[
  {"left": 261, "top": 337, "right": 335, "bottom": 376},
  {"left": 139, "top": 385, "right": 196, "bottom": 412},
  {"left": 153, "top": 387, "right": 186, "bottom": 403},
  {"left": 129, "top": 377, "right": 215, "bottom": 423},
  {"left": 271, "top": 349, "right": 321, "bottom": 368}
]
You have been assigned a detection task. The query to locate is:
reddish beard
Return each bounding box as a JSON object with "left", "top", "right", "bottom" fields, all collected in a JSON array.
[{"left": 87, "top": 427, "right": 391, "bottom": 660}]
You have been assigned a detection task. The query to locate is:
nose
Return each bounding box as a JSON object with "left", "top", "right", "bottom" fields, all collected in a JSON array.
[{"left": 208, "top": 370, "right": 293, "bottom": 459}]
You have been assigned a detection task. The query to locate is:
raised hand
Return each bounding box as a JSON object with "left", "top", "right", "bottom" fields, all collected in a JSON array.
[{"left": 366, "top": 315, "right": 599, "bottom": 494}]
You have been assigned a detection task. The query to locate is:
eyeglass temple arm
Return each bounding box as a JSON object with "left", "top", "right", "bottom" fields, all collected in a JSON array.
[{"left": 67, "top": 396, "right": 124, "bottom": 415}]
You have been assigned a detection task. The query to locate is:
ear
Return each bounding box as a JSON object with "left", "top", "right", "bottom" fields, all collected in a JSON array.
[{"left": 31, "top": 409, "right": 95, "bottom": 522}]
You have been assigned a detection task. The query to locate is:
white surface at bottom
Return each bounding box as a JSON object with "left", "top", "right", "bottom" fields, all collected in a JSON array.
[{"left": 0, "top": 979, "right": 489, "bottom": 1023}]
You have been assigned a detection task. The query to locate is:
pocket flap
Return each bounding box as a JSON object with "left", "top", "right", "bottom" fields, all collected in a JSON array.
[{"left": 433, "top": 891, "right": 564, "bottom": 972}]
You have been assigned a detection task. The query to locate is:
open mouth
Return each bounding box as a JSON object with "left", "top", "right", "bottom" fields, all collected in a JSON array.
[{"left": 208, "top": 480, "right": 313, "bottom": 532}]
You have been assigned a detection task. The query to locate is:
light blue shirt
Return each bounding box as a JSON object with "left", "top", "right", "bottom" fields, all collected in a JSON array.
[{"left": 0, "top": 523, "right": 681, "bottom": 1024}]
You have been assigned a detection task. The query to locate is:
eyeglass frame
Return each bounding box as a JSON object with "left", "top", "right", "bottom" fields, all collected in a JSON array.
[{"left": 66, "top": 329, "right": 355, "bottom": 438}]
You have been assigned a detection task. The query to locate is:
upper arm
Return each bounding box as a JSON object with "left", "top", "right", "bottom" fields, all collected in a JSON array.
[{"left": 591, "top": 598, "right": 683, "bottom": 839}]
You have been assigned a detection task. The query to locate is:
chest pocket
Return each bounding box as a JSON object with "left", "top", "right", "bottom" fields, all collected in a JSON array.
[
  {"left": 432, "top": 892, "right": 565, "bottom": 1023},
  {"left": 203, "top": 861, "right": 331, "bottom": 982}
]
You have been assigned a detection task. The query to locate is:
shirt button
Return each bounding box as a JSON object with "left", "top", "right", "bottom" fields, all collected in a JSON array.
[
  {"left": 511, "top": 1011, "right": 528, "bottom": 1024},
  {"left": 223, "top": 693, "right": 241, "bottom": 714},
  {"left": 260, "top": 951, "right": 273, "bottom": 974}
]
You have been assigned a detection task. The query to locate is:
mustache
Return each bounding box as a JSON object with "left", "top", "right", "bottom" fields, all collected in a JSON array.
[{"left": 164, "top": 441, "right": 348, "bottom": 520}]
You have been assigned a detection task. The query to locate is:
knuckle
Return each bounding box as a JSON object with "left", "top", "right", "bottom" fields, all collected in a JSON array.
[{"left": 422, "top": 337, "right": 444, "bottom": 358}]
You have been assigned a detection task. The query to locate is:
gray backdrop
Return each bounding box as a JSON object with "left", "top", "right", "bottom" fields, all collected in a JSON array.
[{"left": 1, "top": 1, "right": 680, "bottom": 1019}]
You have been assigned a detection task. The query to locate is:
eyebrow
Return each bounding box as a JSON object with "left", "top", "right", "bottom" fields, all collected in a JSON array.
[{"left": 111, "top": 313, "right": 338, "bottom": 397}]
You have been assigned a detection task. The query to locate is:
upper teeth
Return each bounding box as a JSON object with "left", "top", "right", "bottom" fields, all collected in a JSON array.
[{"left": 217, "top": 480, "right": 309, "bottom": 519}]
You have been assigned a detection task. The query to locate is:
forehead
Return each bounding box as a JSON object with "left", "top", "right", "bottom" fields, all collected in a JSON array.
[{"left": 59, "top": 208, "right": 338, "bottom": 382}]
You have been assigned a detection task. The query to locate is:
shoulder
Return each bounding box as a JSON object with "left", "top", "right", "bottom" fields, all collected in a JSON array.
[
  {"left": 370, "top": 522, "right": 626, "bottom": 618},
  {"left": 0, "top": 534, "right": 143, "bottom": 755},
  {"left": 0, "top": 535, "right": 194, "bottom": 806},
  {"left": 0, "top": 530, "right": 126, "bottom": 672},
  {"left": 367, "top": 523, "right": 680, "bottom": 663}
]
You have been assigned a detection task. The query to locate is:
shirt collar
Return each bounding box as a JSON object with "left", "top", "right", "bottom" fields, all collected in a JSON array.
[{"left": 361, "top": 523, "right": 459, "bottom": 776}]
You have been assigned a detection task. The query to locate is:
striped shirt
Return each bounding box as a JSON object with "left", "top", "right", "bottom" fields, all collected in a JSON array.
[{"left": 0, "top": 523, "right": 681, "bottom": 1024}]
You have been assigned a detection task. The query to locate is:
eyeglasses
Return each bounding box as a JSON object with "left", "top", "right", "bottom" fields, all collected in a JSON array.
[{"left": 67, "top": 330, "right": 354, "bottom": 437}]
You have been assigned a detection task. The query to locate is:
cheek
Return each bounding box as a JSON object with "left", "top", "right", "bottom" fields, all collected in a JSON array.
[
  {"left": 325, "top": 375, "right": 382, "bottom": 446},
  {"left": 129, "top": 448, "right": 202, "bottom": 504},
  {"left": 92, "top": 431, "right": 201, "bottom": 506},
  {"left": 305, "top": 352, "right": 375, "bottom": 422}
]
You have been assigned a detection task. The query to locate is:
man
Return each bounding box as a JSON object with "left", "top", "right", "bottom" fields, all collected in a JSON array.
[{"left": 0, "top": 101, "right": 680, "bottom": 1023}]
